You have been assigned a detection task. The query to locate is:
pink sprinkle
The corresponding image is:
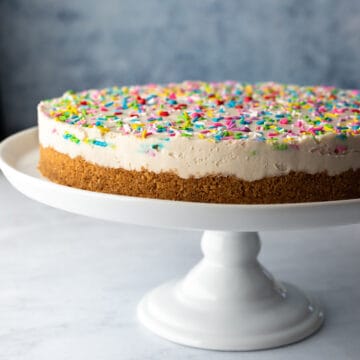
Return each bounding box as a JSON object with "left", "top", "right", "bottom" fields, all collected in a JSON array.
[
  {"left": 225, "top": 120, "right": 236, "bottom": 129},
  {"left": 279, "top": 118, "right": 289, "bottom": 125},
  {"left": 335, "top": 145, "right": 348, "bottom": 154},
  {"left": 308, "top": 126, "right": 324, "bottom": 134},
  {"left": 332, "top": 108, "right": 346, "bottom": 114},
  {"left": 295, "top": 120, "right": 304, "bottom": 128}
]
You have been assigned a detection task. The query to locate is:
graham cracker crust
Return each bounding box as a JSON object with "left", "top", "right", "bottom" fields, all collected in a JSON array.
[{"left": 38, "top": 146, "right": 360, "bottom": 204}]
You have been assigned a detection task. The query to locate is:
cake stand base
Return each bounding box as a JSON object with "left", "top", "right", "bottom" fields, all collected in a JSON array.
[{"left": 138, "top": 231, "right": 324, "bottom": 351}]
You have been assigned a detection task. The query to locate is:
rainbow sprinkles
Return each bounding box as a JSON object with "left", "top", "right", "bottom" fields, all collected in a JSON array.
[
  {"left": 41, "top": 81, "right": 360, "bottom": 152},
  {"left": 38, "top": 81, "right": 360, "bottom": 204}
]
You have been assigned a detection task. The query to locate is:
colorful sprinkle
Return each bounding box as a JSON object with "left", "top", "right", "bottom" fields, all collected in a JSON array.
[{"left": 43, "top": 81, "right": 360, "bottom": 148}]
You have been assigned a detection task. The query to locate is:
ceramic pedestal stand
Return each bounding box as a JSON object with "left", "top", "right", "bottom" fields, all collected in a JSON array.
[
  {"left": 138, "top": 231, "right": 323, "bottom": 350},
  {"left": 1, "top": 128, "right": 359, "bottom": 351}
]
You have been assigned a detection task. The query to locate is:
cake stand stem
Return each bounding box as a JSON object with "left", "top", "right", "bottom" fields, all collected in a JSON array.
[{"left": 138, "top": 231, "right": 324, "bottom": 351}]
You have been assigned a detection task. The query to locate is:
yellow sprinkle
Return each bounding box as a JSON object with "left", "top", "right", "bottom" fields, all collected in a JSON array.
[
  {"left": 324, "top": 112, "right": 338, "bottom": 118},
  {"left": 183, "top": 111, "right": 191, "bottom": 121},
  {"left": 204, "top": 84, "right": 212, "bottom": 94},
  {"left": 99, "top": 127, "right": 110, "bottom": 135},
  {"left": 324, "top": 124, "right": 335, "bottom": 132},
  {"left": 245, "top": 85, "right": 253, "bottom": 95}
]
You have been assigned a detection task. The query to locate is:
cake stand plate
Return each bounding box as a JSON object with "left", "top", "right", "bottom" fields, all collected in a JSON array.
[{"left": 1, "top": 127, "right": 359, "bottom": 351}]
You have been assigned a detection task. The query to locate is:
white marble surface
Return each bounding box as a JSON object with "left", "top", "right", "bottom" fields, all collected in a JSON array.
[{"left": 0, "top": 172, "right": 359, "bottom": 360}]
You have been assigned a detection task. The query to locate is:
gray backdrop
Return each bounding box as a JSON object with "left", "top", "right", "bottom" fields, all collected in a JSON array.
[{"left": 1, "top": 0, "right": 360, "bottom": 138}]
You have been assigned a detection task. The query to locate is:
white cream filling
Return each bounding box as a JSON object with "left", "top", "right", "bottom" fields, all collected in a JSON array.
[{"left": 38, "top": 107, "right": 360, "bottom": 181}]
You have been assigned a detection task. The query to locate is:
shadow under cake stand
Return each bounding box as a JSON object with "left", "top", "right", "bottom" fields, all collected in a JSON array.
[{"left": 1, "top": 128, "right": 359, "bottom": 351}]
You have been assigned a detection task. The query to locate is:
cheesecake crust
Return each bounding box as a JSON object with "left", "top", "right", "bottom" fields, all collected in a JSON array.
[{"left": 39, "top": 146, "right": 360, "bottom": 204}]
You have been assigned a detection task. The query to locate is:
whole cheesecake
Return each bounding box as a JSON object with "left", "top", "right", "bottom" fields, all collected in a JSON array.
[{"left": 38, "top": 81, "right": 360, "bottom": 203}]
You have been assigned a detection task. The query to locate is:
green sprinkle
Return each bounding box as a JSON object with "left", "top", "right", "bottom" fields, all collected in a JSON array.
[
  {"left": 273, "top": 143, "right": 288, "bottom": 151},
  {"left": 63, "top": 132, "right": 80, "bottom": 144}
]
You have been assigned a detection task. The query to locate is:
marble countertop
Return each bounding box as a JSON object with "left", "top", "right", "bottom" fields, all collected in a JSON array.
[{"left": 0, "top": 172, "right": 359, "bottom": 360}]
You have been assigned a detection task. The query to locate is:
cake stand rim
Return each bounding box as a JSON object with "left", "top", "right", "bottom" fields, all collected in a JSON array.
[{"left": 0, "top": 127, "right": 359, "bottom": 231}]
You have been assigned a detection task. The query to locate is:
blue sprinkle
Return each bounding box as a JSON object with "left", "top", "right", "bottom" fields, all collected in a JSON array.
[
  {"left": 336, "top": 133, "right": 347, "bottom": 141},
  {"left": 227, "top": 100, "right": 236, "bottom": 108},
  {"left": 122, "top": 98, "right": 128, "bottom": 109},
  {"left": 151, "top": 143, "right": 164, "bottom": 150},
  {"left": 255, "top": 136, "right": 266, "bottom": 142},
  {"left": 93, "top": 140, "right": 108, "bottom": 147}
]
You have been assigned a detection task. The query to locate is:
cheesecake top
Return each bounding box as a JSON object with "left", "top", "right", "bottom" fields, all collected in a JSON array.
[{"left": 40, "top": 81, "right": 360, "bottom": 149}]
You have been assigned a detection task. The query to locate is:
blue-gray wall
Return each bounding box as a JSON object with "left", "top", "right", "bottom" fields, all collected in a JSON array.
[{"left": 1, "top": 0, "right": 360, "bottom": 138}]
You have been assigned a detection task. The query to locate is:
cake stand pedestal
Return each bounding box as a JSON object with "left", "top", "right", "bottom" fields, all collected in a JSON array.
[
  {"left": 1, "top": 128, "right": 359, "bottom": 351},
  {"left": 138, "top": 231, "right": 323, "bottom": 350}
]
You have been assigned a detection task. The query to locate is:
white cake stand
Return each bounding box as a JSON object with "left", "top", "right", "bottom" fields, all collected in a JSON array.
[{"left": 1, "top": 128, "right": 360, "bottom": 351}]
